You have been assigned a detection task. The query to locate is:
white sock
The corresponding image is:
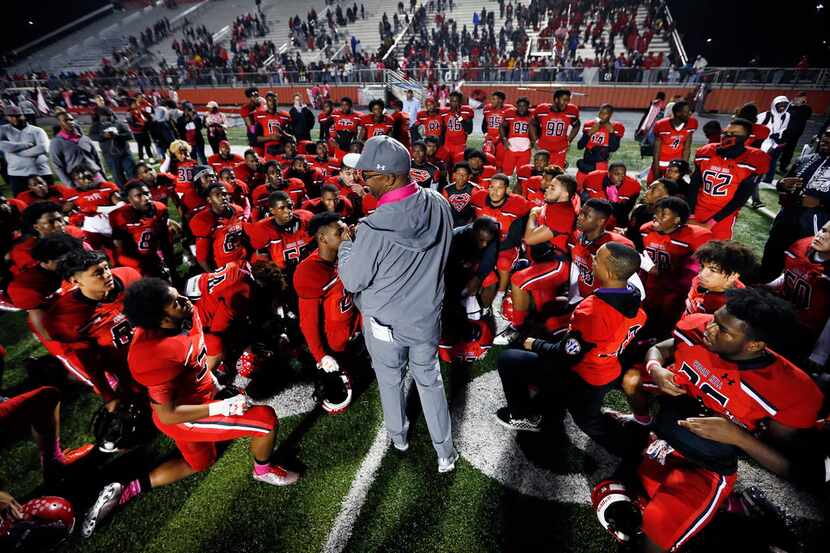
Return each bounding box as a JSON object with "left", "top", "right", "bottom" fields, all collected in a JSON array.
[{"left": 494, "top": 291, "right": 505, "bottom": 310}]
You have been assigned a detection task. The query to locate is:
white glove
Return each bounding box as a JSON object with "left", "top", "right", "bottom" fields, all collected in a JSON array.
[
  {"left": 318, "top": 355, "right": 340, "bottom": 373},
  {"left": 208, "top": 394, "right": 250, "bottom": 417}
]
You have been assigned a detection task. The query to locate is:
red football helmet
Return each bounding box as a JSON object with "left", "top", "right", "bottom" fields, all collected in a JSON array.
[
  {"left": 591, "top": 480, "right": 643, "bottom": 544},
  {"left": 439, "top": 319, "right": 494, "bottom": 363},
  {"left": 0, "top": 496, "right": 75, "bottom": 550}
]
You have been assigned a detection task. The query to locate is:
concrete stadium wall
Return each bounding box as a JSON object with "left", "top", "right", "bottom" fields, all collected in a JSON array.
[{"left": 174, "top": 85, "right": 830, "bottom": 113}]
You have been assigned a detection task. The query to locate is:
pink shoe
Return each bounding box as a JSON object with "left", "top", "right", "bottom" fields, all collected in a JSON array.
[{"left": 252, "top": 464, "right": 300, "bottom": 486}]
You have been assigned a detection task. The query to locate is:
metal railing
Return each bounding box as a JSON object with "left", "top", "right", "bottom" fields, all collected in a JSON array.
[
  {"left": 4, "top": 66, "right": 828, "bottom": 91},
  {"left": 663, "top": 3, "right": 687, "bottom": 66}
]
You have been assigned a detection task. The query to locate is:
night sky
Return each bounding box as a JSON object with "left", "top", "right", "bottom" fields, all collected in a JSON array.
[{"left": 669, "top": 0, "right": 830, "bottom": 66}]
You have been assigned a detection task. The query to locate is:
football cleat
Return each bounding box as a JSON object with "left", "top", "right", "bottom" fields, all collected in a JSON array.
[
  {"left": 81, "top": 482, "right": 122, "bottom": 538},
  {"left": 253, "top": 464, "right": 300, "bottom": 486},
  {"left": 591, "top": 480, "right": 643, "bottom": 544},
  {"left": 494, "top": 407, "right": 542, "bottom": 432}
]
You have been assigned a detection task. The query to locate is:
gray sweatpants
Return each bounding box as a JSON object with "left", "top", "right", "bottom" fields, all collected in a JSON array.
[{"left": 362, "top": 319, "right": 454, "bottom": 458}]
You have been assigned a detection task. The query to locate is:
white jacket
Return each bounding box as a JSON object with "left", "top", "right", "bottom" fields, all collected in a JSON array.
[
  {"left": 757, "top": 95, "right": 790, "bottom": 152},
  {"left": 0, "top": 122, "right": 51, "bottom": 176}
]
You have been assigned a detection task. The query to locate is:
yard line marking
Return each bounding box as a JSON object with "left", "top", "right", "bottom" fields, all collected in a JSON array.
[{"left": 322, "top": 375, "right": 414, "bottom": 553}]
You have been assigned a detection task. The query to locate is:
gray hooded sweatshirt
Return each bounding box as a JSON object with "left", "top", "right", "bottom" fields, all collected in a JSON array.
[{"left": 338, "top": 185, "right": 453, "bottom": 345}]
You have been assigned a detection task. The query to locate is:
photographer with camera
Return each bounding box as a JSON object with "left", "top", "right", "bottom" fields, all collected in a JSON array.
[{"left": 760, "top": 128, "right": 830, "bottom": 281}]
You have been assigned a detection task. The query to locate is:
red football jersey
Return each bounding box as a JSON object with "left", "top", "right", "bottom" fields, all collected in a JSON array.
[
  {"left": 301, "top": 197, "right": 354, "bottom": 219},
  {"left": 482, "top": 104, "right": 515, "bottom": 142},
  {"left": 471, "top": 190, "right": 530, "bottom": 241},
  {"left": 569, "top": 291, "right": 647, "bottom": 386},
  {"left": 175, "top": 181, "right": 208, "bottom": 220},
  {"left": 640, "top": 223, "right": 712, "bottom": 294},
  {"left": 171, "top": 159, "right": 198, "bottom": 187},
  {"left": 568, "top": 230, "right": 633, "bottom": 299},
  {"left": 521, "top": 175, "right": 546, "bottom": 206},
  {"left": 653, "top": 117, "right": 698, "bottom": 166},
  {"left": 416, "top": 109, "right": 446, "bottom": 139},
  {"left": 330, "top": 110, "right": 363, "bottom": 151},
  {"left": 535, "top": 201, "right": 577, "bottom": 254},
  {"left": 442, "top": 106, "right": 474, "bottom": 145},
  {"left": 581, "top": 120, "right": 625, "bottom": 151},
  {"left": 683, "top": 275, "right": 745, "bottom": 319},
  {"left": 748, "top": 123, "right": 770, "bottom": 148},
  {"left": 44, "top": 266, "right": 140, "bottom": 353},
  {"left": 8, "top": 226, "right": 87, "bottom": 276},
  {"left": 780, "top": 237, "right": 830, "bottom": 338},
  {"left": 582, "top": 171, "right": 641, "bottom": 203},
  {"left": 207, "top": 153, "right": 244, "bottom": 176},
  {"left": 190, "top": 205, "right": 248, "bottom": 269},
  {"left": 109, "top": 202, "right": 170, "bottom": 265},
  {"left": 147, "top": 172, "right": 178, "bottom": 204},
  {"left": 692, "top": 144, "right": 770, "bottom": 222},
  {"left": 233, "top": 160, "right": 267, "bottom": 190},
  {"left": 66, "top": 182, "right": 119, "bottom": 224},
  {"left": 534, "top": 102, "right": 580, "bottom": 157},
  {"left": 504, "top": 112, "right": 534, "bottom": 139},
  {"left": 17, "top": 184, "right": 75, "bottom": 209},
  {"left": 193, "top": 262, "right": 252, "bottom": 334},
  {"left": 7, "top": 265, "right": 63, "bottom": 310},
  {"left": 671, "top": 315, "right": 822, "bottom": 431},
  {"left": 254, "top": 110, "right": 291, "bottom": 136},
  {"left": 247, "top": 209, "right": 314, "bottom": 269},
  {"left": 308, "top": 156, "right": 340, "bottom": 180},
  {"left": 470, "top": 165, "right": 497, "bottom": 186},
  {"left": 359, "top": 113, "right": 395, "bottom": 138},
  {"left": 251, "top": 179, "right": 307, "bottom": 221},
  {"left": 293, "top": 249, "right": 359, "bottom": 361},
  {"left": 128, "top": 311, "right": 216, "bottom": 407}
]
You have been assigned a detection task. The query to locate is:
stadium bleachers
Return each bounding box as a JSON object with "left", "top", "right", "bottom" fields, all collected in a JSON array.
[{"left": 10, "top": 1, "right": 203, "bottom": 75}]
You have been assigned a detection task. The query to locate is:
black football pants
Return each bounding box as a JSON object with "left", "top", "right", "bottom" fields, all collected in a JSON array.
[{"left": 497, "top": 348, "right": 635, "bottom": 457}]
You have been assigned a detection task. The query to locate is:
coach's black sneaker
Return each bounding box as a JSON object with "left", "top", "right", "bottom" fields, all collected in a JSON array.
[{"left": 495, "top": 407, "right": 542, "bottom": 432}]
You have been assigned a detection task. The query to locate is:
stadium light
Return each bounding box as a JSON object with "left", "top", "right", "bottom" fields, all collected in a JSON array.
[{"left": 706, "top": 38, "right": 712, "bottom": 43}]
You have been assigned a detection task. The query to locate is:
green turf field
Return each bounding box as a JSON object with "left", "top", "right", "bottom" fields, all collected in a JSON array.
[{"left": 3, "top": 133, "right": 820, "bottom": 553}]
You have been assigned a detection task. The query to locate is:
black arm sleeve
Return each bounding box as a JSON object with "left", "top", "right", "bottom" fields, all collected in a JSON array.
[
  {"left": 476, "top": 236, "right": 499, "bottom": 280},
  {"left": 500, "top": 215, "right": 526, "bottom": 250},
  {"left": 712, "top": 176, "right": 757, "bottom": 222},
  {"left": 613, "top": 197, "right": 638, "bottom": 229},
  {"left": 462, "top": 118, "right": 473, "bottom": 135},
  {"left": 481, "top": 117, "right": 488, "bottom": 135},
  {"left": 577, "top": 132, "right": 589, "bottom": 150},
  {"left": 687, "top": 169, "right": 702, "bottom": 212},
  {"left": 528, "top": 330, "right": 591, "bottom": 366},
  {"left": 608, "top": 132, "right": 621, "bottom": 152}
]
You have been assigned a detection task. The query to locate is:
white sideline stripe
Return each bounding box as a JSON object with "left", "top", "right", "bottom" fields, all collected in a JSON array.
[{"left": 322, "top": 375, "right": 414, "bottom": 553}]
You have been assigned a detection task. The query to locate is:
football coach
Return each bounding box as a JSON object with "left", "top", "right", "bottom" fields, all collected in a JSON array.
[{"left": 339, "top": 135, "right": 458, "bottom": 473}]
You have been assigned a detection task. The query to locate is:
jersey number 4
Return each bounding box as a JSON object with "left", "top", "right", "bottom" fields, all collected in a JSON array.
[{"left": 702, "top": 170, "right": 733, "bottom": 197}]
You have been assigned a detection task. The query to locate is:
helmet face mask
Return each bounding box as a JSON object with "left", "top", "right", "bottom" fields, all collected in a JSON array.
[
  {"left": 315, "top": 369, "right": 353, "bottom": 415},
  {"left": 591, "top": 480, "right": 643, "bottom": 544}
]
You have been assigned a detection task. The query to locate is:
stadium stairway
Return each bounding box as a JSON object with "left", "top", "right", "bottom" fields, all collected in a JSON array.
[{"left": 11, "top": 1, "right": 203, "bottom": 75}]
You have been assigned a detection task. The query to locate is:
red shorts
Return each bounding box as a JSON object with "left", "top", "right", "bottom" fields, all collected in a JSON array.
[
  {"left": 511, "top": 260, "right": 569, "bottom": 308},
  {"left": 496, "top": 247, "right": 520, "bottom": 273},
  {"left": 493, "top": 141, "right": 507, "bottom": 171},
  {"left": 155, "top": 405, "right": 277, "bottom": 471},
  {"left": 0, "top": 386, "right": 61, "bottom": 436},
  {"left": 537, "top": 142, "right": 568, "bottom": 169},
  {"left": 693, "top": 212, "right": 738, "bottom": 241},
  {"left": 502, "top": 149, "right": 532, "bottom": 176},
  {"left": 441, "top": 143, "right": 467, "bottom": 165},
  {"left": 638, "top": 453, "right": 736, "bottom": 551}
]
